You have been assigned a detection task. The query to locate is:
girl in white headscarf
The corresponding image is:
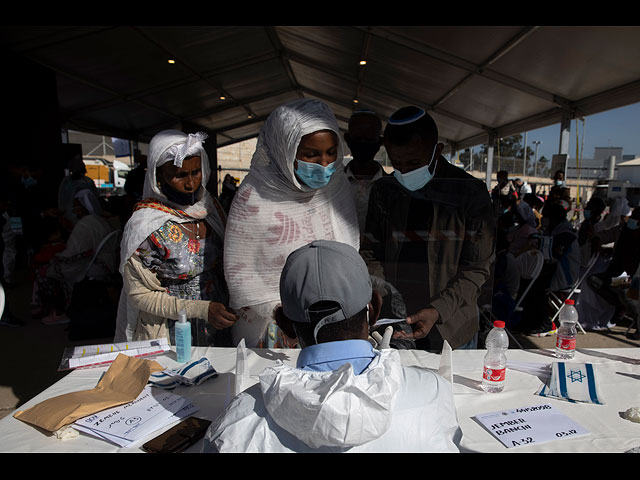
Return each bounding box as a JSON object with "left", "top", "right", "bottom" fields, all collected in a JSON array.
[
  {"left": 114, "top": 130, "right": 235, "bottom": 346},
  {"left": 224, "top": 99, "right": 360, "bottom": 348}
]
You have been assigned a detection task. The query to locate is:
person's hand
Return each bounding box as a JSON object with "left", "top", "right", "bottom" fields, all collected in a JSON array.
[
  {"left": 207, "top": 302, "right": 238, "bottom": 329},
  {"left": 393, "top": 307, "right": 440, "bottom": 340}
]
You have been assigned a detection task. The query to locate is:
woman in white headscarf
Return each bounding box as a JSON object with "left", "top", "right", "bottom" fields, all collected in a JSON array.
[
  {"left": 36, "top": 188, "right": 116, "bottom": 324},
  {"left": 114, "top": 130, "right": 235, "bottom": 346},
  {"left": 224, "top": 99, "right": 360, "bottom": 348}
]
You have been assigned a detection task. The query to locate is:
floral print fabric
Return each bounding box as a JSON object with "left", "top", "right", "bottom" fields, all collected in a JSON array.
[{"left": 136, "top": 219, "right": 230, "bottom": 346}]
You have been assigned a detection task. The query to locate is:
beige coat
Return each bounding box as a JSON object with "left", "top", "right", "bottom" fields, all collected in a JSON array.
[{"left": 122, "top": 254, "right": 210, "bottom": 341}]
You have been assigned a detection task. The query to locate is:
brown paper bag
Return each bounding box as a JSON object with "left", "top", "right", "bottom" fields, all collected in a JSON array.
[{"left": 14, "top": 353, "right": 165, "bottom": 433}]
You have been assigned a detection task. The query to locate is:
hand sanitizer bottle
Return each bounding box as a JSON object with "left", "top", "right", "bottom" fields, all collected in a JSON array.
[{"left": 175, "top": 309, "right": 191, "bottom": 363}]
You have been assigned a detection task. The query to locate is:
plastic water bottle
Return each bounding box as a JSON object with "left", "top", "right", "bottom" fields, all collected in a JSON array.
[
  {"left": 482, "top": 320, "right": 509, "bottom": 393},
  {"left": 555, "top": 299, "right": 578, "bottom": 359},
  {"left": 175, "top": 309, "right": 191, "bottom": 363}
]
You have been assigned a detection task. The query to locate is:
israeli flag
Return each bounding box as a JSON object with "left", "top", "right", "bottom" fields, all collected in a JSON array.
[{"left": 538, "top": 362, "right": 604, "bottom": 405}]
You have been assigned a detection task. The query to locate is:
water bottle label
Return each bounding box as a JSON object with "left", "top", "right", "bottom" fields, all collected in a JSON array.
[
  {"left": 556, "top": 336, "right": 576, "bottom": 351},
  {"left": 483, "top": 366, "right": 506, "bottom": 382}
]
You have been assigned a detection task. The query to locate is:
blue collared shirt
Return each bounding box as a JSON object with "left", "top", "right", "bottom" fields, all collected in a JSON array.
[{"left": 296, "top": 339, "right": 377, "bottom": 375}]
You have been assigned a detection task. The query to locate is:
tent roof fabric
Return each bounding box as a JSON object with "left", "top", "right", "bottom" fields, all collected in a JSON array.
[{"left": 3, "top": 26, "right": 640, "bottom": 151}]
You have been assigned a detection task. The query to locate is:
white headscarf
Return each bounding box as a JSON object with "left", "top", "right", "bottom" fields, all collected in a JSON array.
[
  {"left": 223, "top": 99, "right": 360, "bottom": 310},
  {"left": 119, "top": 129, "right": 226, "bottom": 273}
]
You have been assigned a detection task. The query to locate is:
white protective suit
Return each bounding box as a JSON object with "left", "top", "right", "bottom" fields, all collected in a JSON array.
[{"left": 203, "top": 349, "right": 461, "bottom": 453}]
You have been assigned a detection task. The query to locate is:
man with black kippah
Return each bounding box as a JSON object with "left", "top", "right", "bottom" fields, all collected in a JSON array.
[{"left": 362, "top": 106, "right": 496, "bottom": 351}]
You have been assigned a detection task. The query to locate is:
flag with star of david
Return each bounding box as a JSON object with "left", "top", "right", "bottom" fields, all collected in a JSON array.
[{"left": 537, "top": 362, "right": 604, "bottom": 405}]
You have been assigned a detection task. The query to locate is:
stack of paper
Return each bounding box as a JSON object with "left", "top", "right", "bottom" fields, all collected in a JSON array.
[
  {"left": 537, "top": 362, "right": 605, "bottom": 405},
  {"left": 59, "top": 339, "right": 171, "bottom": 370},
  {"left": 73, "top": 386, "right": 198, "bottom": 448}
]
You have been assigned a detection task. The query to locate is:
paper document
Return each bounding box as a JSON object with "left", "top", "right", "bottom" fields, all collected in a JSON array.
[
  {"left": 372, "top": 318, "right": 405, "bottom": 327},
  {"left": 74, "top": 386, "right": 198, "bottom": 448},
  {"left": 59, "top": 339, "right": 171, "bottom": 370},
  {"left": 475, "top": 403, "right": 589, "bottom": 449}
]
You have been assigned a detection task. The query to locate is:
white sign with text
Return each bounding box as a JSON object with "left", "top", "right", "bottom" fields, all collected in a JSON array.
[{"left": 475, "top": 403, "right": 590, "bottom": 448}]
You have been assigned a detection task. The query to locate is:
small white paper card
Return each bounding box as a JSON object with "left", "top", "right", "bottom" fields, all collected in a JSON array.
[
  {"left": 474, "top": 403, "right": 590, "bottom": 449},
  {"left": 372, "top": 318, "right": 405, "bottom": 327}
]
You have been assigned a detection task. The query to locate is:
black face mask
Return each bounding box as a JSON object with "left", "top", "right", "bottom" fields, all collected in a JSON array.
[
  {"left": 160, "top": 182, "right": 201, "bottom": 206},
  {"left": 348, "top": 141, "right": 381, "bottom": 162}
]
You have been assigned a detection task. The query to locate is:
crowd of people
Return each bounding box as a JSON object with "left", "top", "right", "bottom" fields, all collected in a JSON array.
[
  {"left": 1, "top": 98, "right": 639, "bottom": 452},
  {"left": 490, "top": 167, "right": 640, "bottom": 339}
]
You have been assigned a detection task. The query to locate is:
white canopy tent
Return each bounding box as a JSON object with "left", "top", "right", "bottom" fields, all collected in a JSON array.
[{"left": 2, "top": 25, "right": 640, "bottom": 184}]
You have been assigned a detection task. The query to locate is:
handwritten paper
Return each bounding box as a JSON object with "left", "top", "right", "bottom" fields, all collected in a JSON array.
[
  {"left": 73, "top": 387, "right": 198, "bottom": 447},
  {"left": 475, "top": 403, "right": 589, "bottom": 449}
]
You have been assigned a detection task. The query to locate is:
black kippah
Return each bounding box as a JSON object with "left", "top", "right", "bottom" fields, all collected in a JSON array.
[{"left": 388, "top": 106, "right": 426, "bottom": 125}]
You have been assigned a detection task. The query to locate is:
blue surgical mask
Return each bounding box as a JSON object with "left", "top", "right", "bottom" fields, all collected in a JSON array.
[
  {"left": 295, "top": 159, "right": 337, "bottom": 189},
  {"left": 627, "top": 218, "right": 639, "bottom": 231},
  {"left": 393, "top": 144, "right": 438, "bottom": 191},
  {"left": 584, "top": 210, "right": 591, "bottom": 220}
]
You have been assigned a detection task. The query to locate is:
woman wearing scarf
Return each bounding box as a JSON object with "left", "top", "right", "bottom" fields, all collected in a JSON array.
[
  {"left": 224, "top": 99, "right": 360, "bottom": 348},
  {"left": 36, "top": 188, "right": 116, "bottom": 324},
  {"left": 114, "top": 130, "right": 235, "bottom": 347}
]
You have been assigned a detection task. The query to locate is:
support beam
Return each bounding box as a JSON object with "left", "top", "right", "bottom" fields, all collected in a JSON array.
[
  {"left": 559, "top": 109, "right": 572, "bottom": 156},
  {"left": 485, "top": 132, "right": 497, "bottom": 190}
]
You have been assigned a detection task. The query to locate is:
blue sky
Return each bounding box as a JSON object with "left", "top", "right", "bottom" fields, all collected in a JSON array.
[{"left": 523, "top": 101, "right": 640, "bottom": 162}]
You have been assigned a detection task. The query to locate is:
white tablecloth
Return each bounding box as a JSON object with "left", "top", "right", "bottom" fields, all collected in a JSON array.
[{"left": 1, "top": 346, "right": 639, "bottom": 453}]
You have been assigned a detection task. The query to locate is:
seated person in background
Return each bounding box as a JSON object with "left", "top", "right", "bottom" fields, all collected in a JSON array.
[
  {"left": 588, "top": 207, "right": 640, "bottom": 338},
  {"left": 513, "top": 177, "right": 532, "bottom": 196},
  {"left": 30, "top": 216, "right": 66, "bottom": 319},
  {"left": 522, "top": 193, "right": 544, "bottom": 230},
  {"left": 578, "top": 196, "right": 607, "bottom": 263},
  {"left": 516, "top": 202, "right": 580, "bottom": 337},
  {"left": 500, "top": 199, "right": 540, "bottom": 258},
  {"left": 203, "top": 240, "right": 461, "bottom": 453},
  {"left": 36, "top": 189, "right": 116, "bottom": 325},
  {"left": 544, "top": 202, "right": 581, "bottom": 293}
]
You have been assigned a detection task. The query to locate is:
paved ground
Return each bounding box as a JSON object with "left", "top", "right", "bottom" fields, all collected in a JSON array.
[{"left": 1, "top": 266, "right": 639, "bottom": 422}]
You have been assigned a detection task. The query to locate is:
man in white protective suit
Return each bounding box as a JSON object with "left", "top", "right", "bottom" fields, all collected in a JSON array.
[{"left": 202, "top": 239, "right": 461, "bottom": 453}]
